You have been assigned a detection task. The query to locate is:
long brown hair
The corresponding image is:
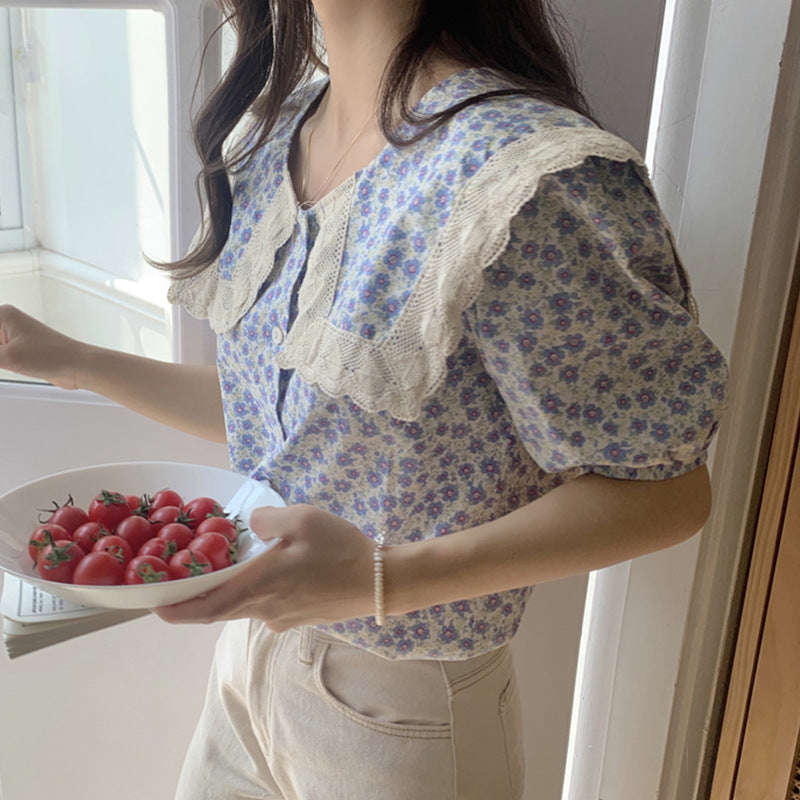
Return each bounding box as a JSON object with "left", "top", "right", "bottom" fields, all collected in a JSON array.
[{"left": 162, "top": 0, "right": 592, "bottom": 277}]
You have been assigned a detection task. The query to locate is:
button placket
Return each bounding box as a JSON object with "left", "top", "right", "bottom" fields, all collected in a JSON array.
[{"left": 275, "top": 213, "right": 313, "bottom": 440}]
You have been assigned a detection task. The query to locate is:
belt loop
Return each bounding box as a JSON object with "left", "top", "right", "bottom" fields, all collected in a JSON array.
[{"left": 298, "top": 625, "right": 314, "bottom": 665}]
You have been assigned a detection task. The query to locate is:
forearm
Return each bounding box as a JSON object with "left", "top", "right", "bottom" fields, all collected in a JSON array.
[
  {"left": 383, "top": 465, "right": 712, "bottom": 616},
  {"left": 154, "top": 465, "right": 712, "bottom": 631},
  {"left": 0, "top": 305, "right": 227, "bottom": 443},
  {"left": 77, "top": 345, "right": 227, "bottom": 443}
]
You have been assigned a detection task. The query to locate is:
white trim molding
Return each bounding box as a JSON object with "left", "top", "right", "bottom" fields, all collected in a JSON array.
[{"left": 562, "top": 561, "right": 631, "bottom": 800}]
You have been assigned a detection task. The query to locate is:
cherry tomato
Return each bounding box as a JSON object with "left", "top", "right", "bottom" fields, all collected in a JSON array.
[
  {"left": 189, "top": 532, "right": 236, "bottom": 571},
  {"left": 138, "top": 537, "right": 178, "bottom": 560},
  {"left": 92, "top": 535, "right": 134, "bottom": 565},
  {"left": 149, "top": 488, "right": 184, "bottom": 513},
  {"left": 88, "top": 490, "right": 132, "bottom": 532},
  {"left": 158, "top": 522, "right": 194, "bottom": 551},
  {"left": 114, "top": 515, "right": 154, "bottom": 554},
  {"left": 195, "top": 515, "right": 238, "bottom": 543},
  {"left": 72, "top": 551, "right": 125, "bottom": 585},
  {"left": 37, "top": 536, "right": 85, "bottom": 583},
  {"left": 168, "top": 549, "right": 213, "bottom": 580},
  {"left": 48, "top": 504, "right": 90, "bottom": 535},
  {"left": 183, "top": 497, "right": 225, "bottom": 530},
  {"left": 125, "top": 494, "right": 142, "bottom": 512},
  {"left": 124, "top": 555, "right": 170, "bottom": 585},
  {"left": 148, "top": 505, "right": 189, "bottom": 533},
  {"left": 28, "top": 523, "right": 71, "bottom": 566},
  {"left": 72, "top": 521, "right": 108, "bottom": 554}
]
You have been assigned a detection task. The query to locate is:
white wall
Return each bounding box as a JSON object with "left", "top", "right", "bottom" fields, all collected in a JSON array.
[{"left": 558, "top": 0, "right": 667, "bottom": 152}]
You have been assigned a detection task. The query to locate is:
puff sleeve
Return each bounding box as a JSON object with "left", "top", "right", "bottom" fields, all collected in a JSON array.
[{"left": 468, "top": 156, "right": 729, "bottom": 480}]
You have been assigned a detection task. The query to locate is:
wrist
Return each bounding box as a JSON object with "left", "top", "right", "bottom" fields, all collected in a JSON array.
[
  {"left": 70, "top": 339, "right": 98, "bottom": 391},
  {"left": 381, "top": 533, "right": 474, "bottom": 618}
]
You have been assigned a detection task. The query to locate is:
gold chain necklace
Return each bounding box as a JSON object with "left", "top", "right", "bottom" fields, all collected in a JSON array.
[{"left": 298, "top": 108, "right": 377, "bottom": 210}]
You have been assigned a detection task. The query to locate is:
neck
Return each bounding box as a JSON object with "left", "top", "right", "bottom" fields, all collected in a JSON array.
[{"left": 311, "top": 0, "right": 417, "bottom": 137}]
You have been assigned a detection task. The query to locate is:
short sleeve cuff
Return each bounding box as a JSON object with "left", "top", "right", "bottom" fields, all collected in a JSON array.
[{"left": 578, "top": 450, "right": 709, "bottom": 481}]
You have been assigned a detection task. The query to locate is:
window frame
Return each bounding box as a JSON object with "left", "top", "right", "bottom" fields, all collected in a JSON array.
[
  {"left": 0, "top": 0, "right": 220, "bottom": 368},
  {"left": 0, "top": 8, "right": 34, "bottom": 252}
]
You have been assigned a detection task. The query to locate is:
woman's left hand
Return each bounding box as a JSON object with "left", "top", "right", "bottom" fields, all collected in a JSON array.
[{"left": 152, "top": 504, "right": 376, "bottom": 631}]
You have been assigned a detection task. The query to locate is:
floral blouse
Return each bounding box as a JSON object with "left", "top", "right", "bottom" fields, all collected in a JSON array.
[{"left": 170, "top": 68, "right": 729, "bottom": 660}]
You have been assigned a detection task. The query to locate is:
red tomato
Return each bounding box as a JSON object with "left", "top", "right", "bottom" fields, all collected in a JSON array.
[
  {"left": 48, "top": 504, "right": 90, "bottom": 535},
  {"left": 37, "top": 538, "right": 85, "bottom": 583},
  {"left": 115, "top": 515, "right": 154, "bottom": 554},
  {"left": 149, "top": 488, "right": 184, "bottom": 513},
  {"left": 158, "top": 522, "right": 194, "bottom": 551},
  {"left": 183, "top": 497, "right": 225, "bottom": 530},
  {"left": 189, "top": 532, "right": 236, "bottom": 571},
  {"left": 195, "top": 515, "right": 238, "bottom": 543},
  {"left": 72, "top": 521, "right": 107, "bottom": 554},
  {"left": 72, "top": 551, "right": 125, "bottom": 585},
  {"left": 138, "top": 537, "right": 177, "bottom": 560},
  {"left": 148, "top": 505, "right": 188, "bottom": 533},
  {"left": 88, "top": 490, "right": 132, "bottom": 531},
  {"left": 92, "top": 535, "right": 134, "bottom": 565},
  {"left": 125, "top": 494, "right": 141, "bottom": 512},
  {"left": 28, "top": 523, "right": 71, "bottom": 565},
  {"left": 168, "top": 549, "right": 213, "bottom": 580},
  {"left": 124, "top": 555, "right": 170, "bottom": 584}
]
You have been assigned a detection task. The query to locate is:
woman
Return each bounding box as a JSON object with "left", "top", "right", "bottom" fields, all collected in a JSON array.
[{"left": 0, "top": 0, "right": 728, "bottom": 797}]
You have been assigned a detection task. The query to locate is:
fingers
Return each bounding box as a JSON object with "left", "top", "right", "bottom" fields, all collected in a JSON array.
[
  {"left": 153, "top": 578, "right": 254, "bottom": 624},
  {"left": 248, "top": 503, "right": 309, "bottom": 541},
  {"left": 0, "top": 305, "right": 23, "bottom": 365},
  {"left": 153, "top": 542, "right": 286, "bottom": 625},
  {"left": 0, "top": 305, "right": 80, "bottom": 387},
  {"left": 153, "top": 509, "right": 296, "bottom": 625},
  {"left": 152, "top": 504, "right": 369, "bottom": 629}
]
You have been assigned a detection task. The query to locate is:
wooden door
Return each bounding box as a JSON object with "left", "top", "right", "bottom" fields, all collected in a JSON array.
[{"left": 710, "top": 246, "right": 800, "bottom": 798}]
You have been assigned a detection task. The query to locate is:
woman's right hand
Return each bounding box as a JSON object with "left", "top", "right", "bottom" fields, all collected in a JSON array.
[
  {"left": 0, "top": 304, "right": 227, "bottom": 442},
  {"left": 0, "top": 305, "right": 86, "bottom": 389}
]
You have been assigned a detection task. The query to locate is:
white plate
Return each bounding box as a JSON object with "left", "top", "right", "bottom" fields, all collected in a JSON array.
[{"left": 0, "top": 461, "right": 284, "bottom": 609}]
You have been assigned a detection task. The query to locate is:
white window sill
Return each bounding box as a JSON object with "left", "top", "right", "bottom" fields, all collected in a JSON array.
[{"left": 0, "top": 247, "right": 171, "bottom": 384}]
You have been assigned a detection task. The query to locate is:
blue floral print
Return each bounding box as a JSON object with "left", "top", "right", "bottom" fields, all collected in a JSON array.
[{"left": 177, "top": 68, "right": 729, "bottom": 659}]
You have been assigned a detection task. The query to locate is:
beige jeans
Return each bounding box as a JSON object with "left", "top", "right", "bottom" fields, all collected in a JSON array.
[{"left": 175, "top": 619, "right": 524, "bottom": 800}]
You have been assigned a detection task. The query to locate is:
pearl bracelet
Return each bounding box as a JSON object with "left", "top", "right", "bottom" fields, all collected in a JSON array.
[{"left": 373, "top": 531, "right": 387, "bottom": 626}]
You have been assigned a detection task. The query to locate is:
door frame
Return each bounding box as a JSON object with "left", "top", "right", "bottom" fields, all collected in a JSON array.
[
  {"left": 564, "top": 0, "right": 800, "bottom": 797},
  {"left": 658, "top": 0, "right": 800, "bottom": 797}
]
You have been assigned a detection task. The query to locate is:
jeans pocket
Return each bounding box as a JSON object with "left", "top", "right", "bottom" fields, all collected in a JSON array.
[
  {"left": 313, "top": 639, "right": 452, "bottom": 738},
  {"left": 499, "top": 670, "right": 525, "bottom": 799},
  {"left": 441, "top": 646, "right": 525, "bottom": 800}
]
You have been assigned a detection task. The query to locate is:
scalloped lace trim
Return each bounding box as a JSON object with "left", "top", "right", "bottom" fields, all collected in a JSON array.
[
  {"left": 167, "top": 173, "right": 298, "bottom": 333},
  {"left": 276, "top": 127, "right": 696, "bottom": 421},
  {"left": 169, "top": 126, "right": 699, "bottom": 422}
]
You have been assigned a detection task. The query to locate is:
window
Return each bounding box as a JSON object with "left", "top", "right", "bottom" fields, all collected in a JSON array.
[
  {"left": 0, "top": 2, "right": 219, "bottom": 382},
  {"left": 0, "top": 8, "right": 27, "bottom": 253}
]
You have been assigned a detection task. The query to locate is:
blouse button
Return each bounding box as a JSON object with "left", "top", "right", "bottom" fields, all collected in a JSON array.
[{"left": 271, "top": 326, "right": 285, "bottom": 345}]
